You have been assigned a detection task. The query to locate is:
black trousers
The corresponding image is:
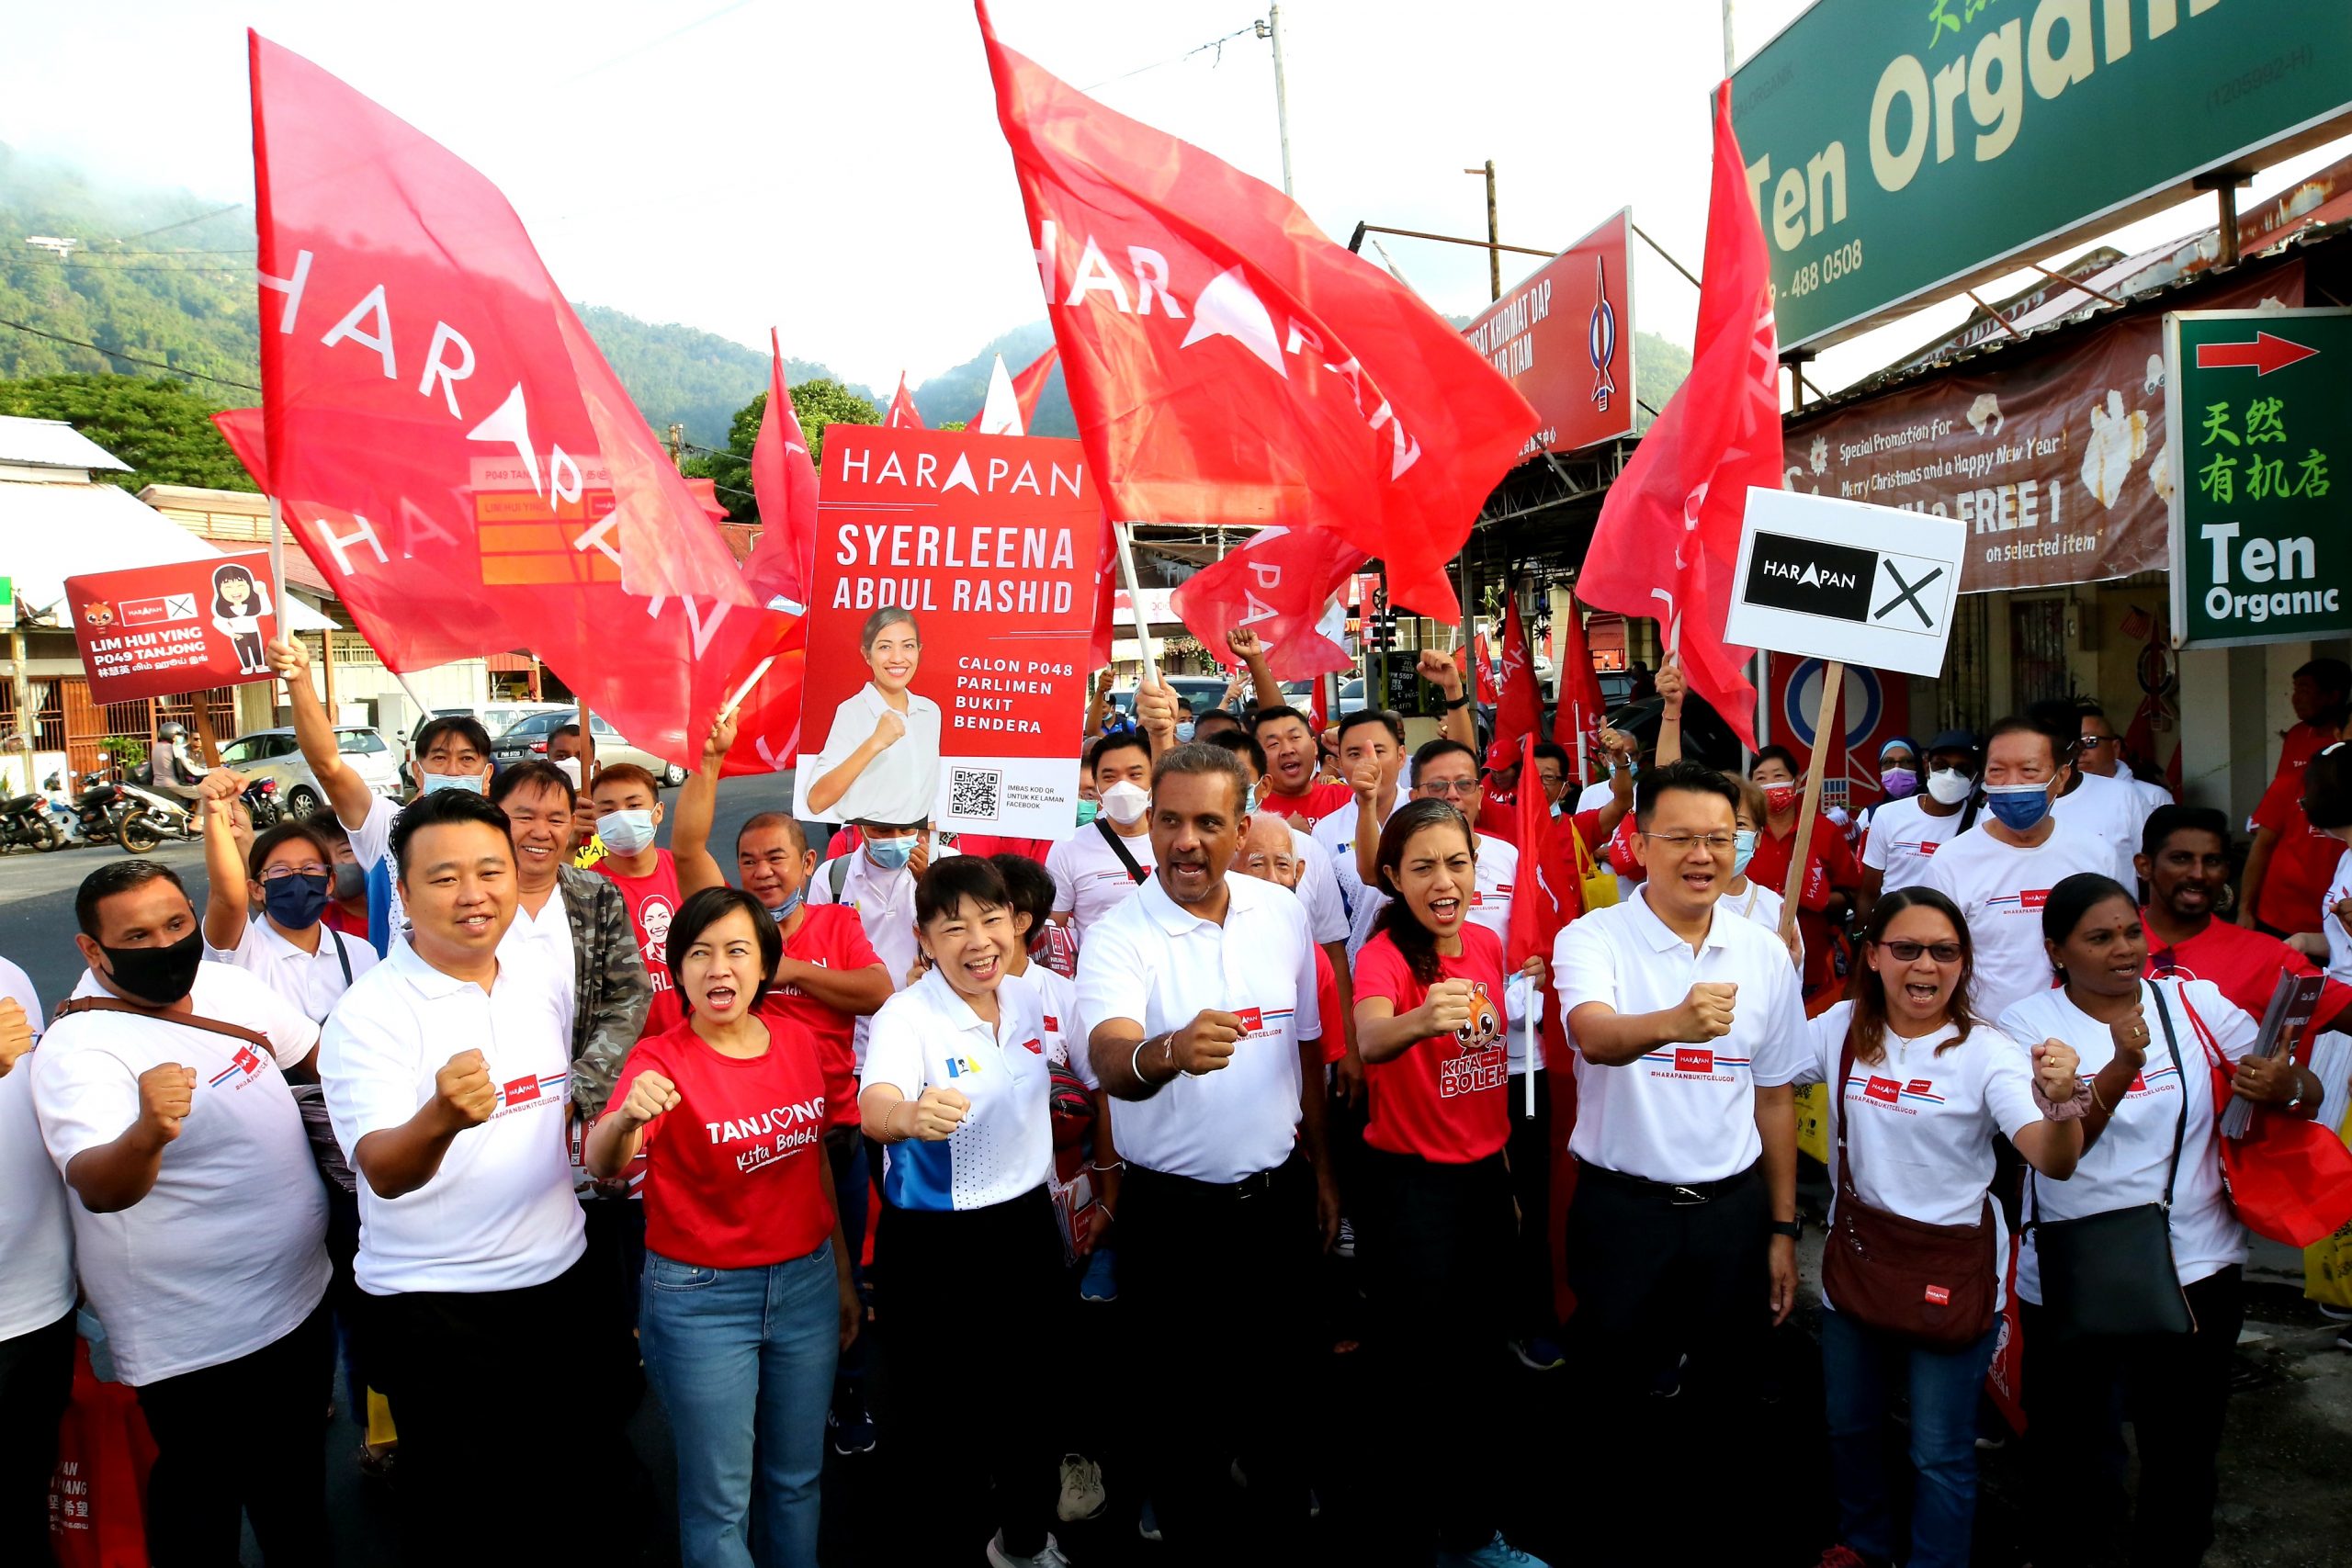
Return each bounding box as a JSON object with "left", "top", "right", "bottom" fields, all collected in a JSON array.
[
  {"left": 367, "top": 1255, "right": 607, "bottom": 1565},
  {"left": 0, "top": 1308, "right": 75, "bottom": 1568},
  {"left": 1122, "top": 1153, "right": 1319, "bottom": 1566},
  {"left": 876, "top": 1185, "right": 1062, "bottom": 1564},
  {"left": 1565, "top": 1161, "right": 1774, "bottom": 1558},
  {"left": 136, "top": 1304, "right": 332, "bottom": 1568},
  {"left": 2022, "top": 1265, "right": 2245, "bottom": 1568},
  {"left": 1504, "top": 1070, "right": 1557, "bottom": 1340},
  {"left": 1358, "top": 1146, "right": 1515, "bottom": 1557}
]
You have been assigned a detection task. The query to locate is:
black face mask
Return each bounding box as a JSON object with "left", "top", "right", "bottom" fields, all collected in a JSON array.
[{"left": 99, "top": 928, "right": 204, "bottom": 1007}]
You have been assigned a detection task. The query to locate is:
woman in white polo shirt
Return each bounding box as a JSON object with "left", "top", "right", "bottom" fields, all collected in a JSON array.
[
  {"left": 1351, "top": 799, "right": 1547, "bottom": 1568},
  {"left": 585, "top": 887, "right": 858, "bottom": 1568},
  {"left": 1999, "top": 872, "right": 2315, "bottom": 1568},
  {"left": 1798, "top": 887, "right": 2087, "bottom": 1568},
  {"left": 859, "top": 856, "right": 1064, "bottom": 1568},
  {"left": 805, "top": 606, "right": 942, "bottom": 825}
]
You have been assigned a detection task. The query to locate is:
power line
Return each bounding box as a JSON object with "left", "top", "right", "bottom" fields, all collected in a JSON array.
[
  {"left": 111, "top": 205, "right": 247, "bottom": 243},
  {"left": 10, "top": 260, "right": 254, "bottom": 274},
  {"left": 1082, "top": 22, "right": 1260, "bottom": 92},
  {"left": 0, "top": 318, "right": 261, "bottom": 391}
]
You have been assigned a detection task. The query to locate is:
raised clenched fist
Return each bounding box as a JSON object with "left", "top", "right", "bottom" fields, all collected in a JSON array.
[
  {"left": 1674, "top": 982, "right": 1737, "bottom": 1043},
  {"left": 265, "top": 635, "right": 309, "bottom": 682},
  {"left": 435, "top": 1049, "right": 497, "bottom": 1128},
  {"left": 139, "top": 1063, "right": 197, "bottom": 1143},
  {"left": 0, "top": 998, "right": 32, "bottom": 1077},
  {"left": 2109, "top": 1001, "right": 2150, "bottom": 1065},
  {"left": 870, "top": 708, "right": 907, "bottom": 750},
  {"left": 617, "top": 1070, "right": 680, "bottom": 1131},
  {"left": 906, "top": 1086, "right": 970, "bottom": 1141},
  {"left": 1226, "top": 626, "right": 1263, "bottom": 660},
  {"left": 2030, "top": 1039, "right": 2082, "bottom": 1103},
  {"left": 1423, "top": 978, "right": 1476, "bottom": 1038}
]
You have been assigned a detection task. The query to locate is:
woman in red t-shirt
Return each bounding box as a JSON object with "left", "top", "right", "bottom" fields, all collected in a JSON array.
[
  {"left": 585, "top": 887, "right": 858, "bottom": 1568},
  {"left": 1350, "top": 799, "right": 1541, "bottom": 1566},
  {"left": 1750, "top": 745, "right": 1862, "bottom": 1002}
]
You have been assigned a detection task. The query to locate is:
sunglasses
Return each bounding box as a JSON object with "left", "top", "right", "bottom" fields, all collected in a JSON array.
[{"left": 1876, "top": 939, "right": 1962, "bottom": 964}]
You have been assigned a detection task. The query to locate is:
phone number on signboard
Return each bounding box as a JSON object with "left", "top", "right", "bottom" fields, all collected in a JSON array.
[{"left": 1779, "top": 239, "right": 1865, "bottom": 302}]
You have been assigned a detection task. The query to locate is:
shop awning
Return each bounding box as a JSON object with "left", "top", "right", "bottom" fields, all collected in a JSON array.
[{"left": 2, "top": 479, "right": 335, "bottom": 631}]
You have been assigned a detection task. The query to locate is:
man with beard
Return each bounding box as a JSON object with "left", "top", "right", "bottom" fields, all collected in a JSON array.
[
  {"left": 1076, "top": 743, "right": 1336, "bottom": 1560},
  {"left": 2137, "top": 804, "right": 2352, "bottom": 1035},
  {"left": 33, "top": 860, "right": 329, "bottom": 1563}
]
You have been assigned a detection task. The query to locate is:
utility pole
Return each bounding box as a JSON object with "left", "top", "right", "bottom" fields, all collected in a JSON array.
[
  {"left": 1465, "top": 161, "right": 1500, "bottom": 301},
  {"left": 666, "top": 423, "right": 685, "bottom": 468},
  {"left": 1257, "top": 6, "right": 1294, "bottom": 197},
  {"left": 1723, "top": 0, "right": 1736, "bottom": 75}
]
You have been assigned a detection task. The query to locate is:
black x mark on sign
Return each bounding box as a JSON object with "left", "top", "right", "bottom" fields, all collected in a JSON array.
[{"left": 1874, "top": 563, "right": 1943, "bottom": 627}]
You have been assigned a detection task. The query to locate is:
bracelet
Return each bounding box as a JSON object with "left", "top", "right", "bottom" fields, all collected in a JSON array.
[
  {"left": 1131, "top": 1034, "right": 1156, "bottom": 1086},
  {"left": 2033, "top": 1077, "right": 2094, "bottom": 1122},
  {"left": 1096, "top": 1201, "right": 1115, "bottom": 1224},
  {"left": 1443, "top": 694, "right": 1472, "bottom": 711}
]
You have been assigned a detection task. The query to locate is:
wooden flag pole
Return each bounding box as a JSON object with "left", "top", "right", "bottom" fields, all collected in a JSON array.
[
  {"left": 266, "top": 496, "right": 288, "bottom": 628},
  {"left": 1113, "top": 522, "right": 1158, "bottom": 685},
  {"left": 1777, "top": 659, "right": 1842, "bottom": 954}
]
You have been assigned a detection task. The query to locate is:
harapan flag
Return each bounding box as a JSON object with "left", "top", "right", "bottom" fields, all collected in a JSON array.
[
  {"left": 976, "top": 1, "right": 1536, "bottom": 621},
  {"left": 886, "top": 375, "right": 925, "bottom": 429},
  {"left": 248, "top": 32, "right": 750, "bottom": 763},
  {"left": 1553, "top": 590, "right": 1606, "bottom": 786},
  {"left": 703, "top": 612, "right": 808, "bottom": 777},
  {"left": 1574, "top": 81, "right": 1777, "bottom": 750},
  {"left": 1170, "top": 525, "right": 1363, "bottom": 682},
  {"left": 1485, "top": 596, "right": 1541, "bottom": 771},
  {"left": 743, "top": 330, "right": 820, "bottom": 614},
  {"left": 1010, "top": 343, "right": 1060, "bottom": 433}
]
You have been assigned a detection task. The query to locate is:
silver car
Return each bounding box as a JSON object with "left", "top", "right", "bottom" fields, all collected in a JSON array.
[
  {"left": 489, "top": 708, "right": 689, "bottom": 787},
  {"left": 216, "top": 726, "right": 402, "bottom": 817}
]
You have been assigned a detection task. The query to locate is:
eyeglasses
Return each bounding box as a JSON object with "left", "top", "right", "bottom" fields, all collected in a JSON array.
[
  {"left": 1876, "top": 939, "right": 1962, "bottom": 964},
  {"left": 1639, "top": 831, "right": 1736, "bottom": 852},
  {"left": 259, "top": 863, "right": 329, "bottom": 882},
  {"left": 1417, "top": 780, "right": 1480, "bottom": 798}
]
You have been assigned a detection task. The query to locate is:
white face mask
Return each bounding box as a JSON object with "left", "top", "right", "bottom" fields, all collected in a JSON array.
[
  {"left": 596, "top": 808, "right": 657, "bottom": 856},
  {"left": 1925, "top": 766, "right": 1974, "bottom": 806},
  {"left": 1099, "top": 780, "right": 1151, "bottom": 826},
  {"left": 419, "top": 771, "right": 484, "bottom": 795},
  {"left": 552, "top": 756, "right": 582, "bottom": 788}
]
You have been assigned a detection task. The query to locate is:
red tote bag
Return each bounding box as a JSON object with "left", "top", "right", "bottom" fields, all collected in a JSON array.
[
  {"left": 49, "top": 1338, "right": 160, "bottom": 1568},
  {"left": 2183, "top": 998, "right": 2352, "bottom": 1248}
]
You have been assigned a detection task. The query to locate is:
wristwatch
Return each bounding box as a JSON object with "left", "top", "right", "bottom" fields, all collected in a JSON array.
[
  {"left": 1444, "top": 693, "right": 1473, "bottom": 711},
  {"left": 1769, "top": 1219, "right": 1802, "bottom": 1240}
]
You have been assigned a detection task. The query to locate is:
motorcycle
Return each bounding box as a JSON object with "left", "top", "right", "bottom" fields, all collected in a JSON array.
[
  {"left": 243, "top": 776, "right": 286, "bottom": 831},
  {"left": 0, "top": 791, "right": 65, "bottom": 852},
  {"left": 64, "top": 770, "right": 133, "bottom": 848},
  {"left": 116, "top": 780, "right": 199, "bottom": 854}
]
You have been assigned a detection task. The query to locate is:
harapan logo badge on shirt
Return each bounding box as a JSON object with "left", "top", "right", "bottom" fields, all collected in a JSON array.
[
  {"left": 1918, "top": 840, "right": 1939, "bottom": 856},
  {"left": 208, "top": 1045, "right": 266, "bottom": 1089},
  {"left": 1864, "top": 1076, "right": 1901, "bottom": 1104},
  {"left": 1020, "top": 1037, "right": 1044, "bottom": 1055},
  {"left": 1675, "top": 1048, "right": 1714, "bottom": 1075},
  {"left": 1043, "top": 1013, "right": 1060, "bottom": 1032},
  {"left": 1236, "top": 1006, "right": 1265, "bottom": 1032},
  {"left": 503, "top": 1074, "right": 541, "bottom": 1106},
  {"left": 2018, "top": 889, "right": 2051, "bottom": 910}
]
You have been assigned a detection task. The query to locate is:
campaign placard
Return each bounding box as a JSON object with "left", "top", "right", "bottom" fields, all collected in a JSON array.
[
  {"left": 64, "top": 551, "right": 283, "bottom": 705},
  {"left": 1723, "top": 489, "right": 1966, "bottom": 678},
  {"left": 793, "top": 427, "right": 1104, "bottom": 838}
]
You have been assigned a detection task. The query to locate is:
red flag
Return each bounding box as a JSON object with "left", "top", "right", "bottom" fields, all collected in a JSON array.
[
  {"left": 1574, "top": 81, "right": 1776, "bottom": 750},
  {"left": 1553, "top": 591, "right": 1607, "bottom": 784},
  {"left": 706, "top": 613, "right": 808, "bottom": 777},
  {"left": 212, "top": 408, "right": 267, "bottom": 487},
  {"left": 743, "top": 330, "right": 820, "bottom": 612},
  {"left": 1087, "top": 517, "right": 1117, "bottom": 670},
  {"left": 886, "top": 375, "right": 925, "bottom": 429},
  {"left": 1508, "top": 735, "right": 1566, "bottom": 972},
  {"left": 1310, "top": 672, "right": 1329, "bottom": 733},
  {"left": 977, "top": 2, "right": 1537, "bottom": 621},
  {"left": 1474, "top": 633, "right": 1498, "bottom": 705},
  {"left": 248, "top": 33, "right": 750, "bottom": 764},
  {"left": 1486, "top": 597, "right": 1543, "bottom": 771},
  {"left": 1010, "top": 343, "right": 1060, "bottom": 433},
  {"left": 1170, "top": 526, "right": 1364, "bottom": 682}
]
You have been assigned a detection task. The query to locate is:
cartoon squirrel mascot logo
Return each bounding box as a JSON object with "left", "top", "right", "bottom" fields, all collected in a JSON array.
[{"left": 1455, "top": 982, "right": 1505, "bottom": 1054}]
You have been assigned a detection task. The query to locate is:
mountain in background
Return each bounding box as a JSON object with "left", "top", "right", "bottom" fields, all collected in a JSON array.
[{"left": 904, "top": 319, "right": 1075, "bottom": 436}]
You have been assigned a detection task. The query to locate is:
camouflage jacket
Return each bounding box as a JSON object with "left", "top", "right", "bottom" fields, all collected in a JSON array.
[{"left": 560, "top": 864, "right": 651, "bottom": 1122}]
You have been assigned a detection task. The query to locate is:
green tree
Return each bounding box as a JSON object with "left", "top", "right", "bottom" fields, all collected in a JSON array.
[
  {"left": 683, "top": 378, "right": 881, "bottom": 522},
  {"left": 0, "top": 373, "right": 253, "bottom": 492}
]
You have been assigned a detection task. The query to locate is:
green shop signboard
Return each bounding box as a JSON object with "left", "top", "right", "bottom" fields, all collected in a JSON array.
[
  {"left": 1731, "top": 0, "right": 2352, "bottom": 348},
  {"left": 2165, "top": 307, "right": 2351, "bottom": 648}
]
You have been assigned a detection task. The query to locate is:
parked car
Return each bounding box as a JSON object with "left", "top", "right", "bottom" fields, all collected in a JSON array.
[
  {"left": 408, "top": 703, "right": 570, "bottom": 764},
  {"left": 217, "top": 725, "right": 402, "bottom": 817},
  {"left": 489, "top": 708, "right": 689, "bottom": 787}
]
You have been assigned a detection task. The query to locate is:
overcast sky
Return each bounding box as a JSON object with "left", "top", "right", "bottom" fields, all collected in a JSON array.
[{"left": 4, "top": 0, "right": 2345, "bottom": 396}]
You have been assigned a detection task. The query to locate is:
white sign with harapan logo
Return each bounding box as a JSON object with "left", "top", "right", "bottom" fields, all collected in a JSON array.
[{"left": 1724, "top": 488, "right": 1967, "bottom": 678}]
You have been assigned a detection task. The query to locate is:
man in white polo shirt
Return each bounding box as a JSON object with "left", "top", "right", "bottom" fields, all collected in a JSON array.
[
  {"left": 1926, "top": 714, "right": 2121, "bottom": 1018},
  {"left": 1048, "top": 729, "right": 1158, "bottom": 943},
  {"left": 33, "top": 860, "right": 330, "bottom": 1565},
  {"left": 0, "top": 960, "right": 72, "bottom": 1568},
  {"left": 1552, "top": 761, "right": 1804, "bottom": 1552},
  {"left": 319, "top": 789, "right": 595, "bottom": 1562},
  {"left": 1077, "top": 742, "right": 1333, "bottom": 1561}
]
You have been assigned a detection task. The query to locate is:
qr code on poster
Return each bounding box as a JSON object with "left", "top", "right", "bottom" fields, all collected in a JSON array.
[{"left": 950, "top": 768, "right": 1002, "bottom": 821}]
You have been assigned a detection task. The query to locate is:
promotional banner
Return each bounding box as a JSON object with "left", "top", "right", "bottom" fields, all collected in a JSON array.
[
  {"left": 2165, "top": 306, "right": 2352, "bottom": 647},
  {"left": 66, "top": 552, "right": 281, "bottom": 705},
  {"left": 1730, "top": 0, "right": 2352, "bottom": 346},
  {"left": 1781, "top": 266, "right": 2301, "bottom": 595},
  {"left": 1461, "top": 209, "right": 1634, "bottom": 457},
  {"left": 793, "top": 426, "right": 1102, "bottom": 837}
]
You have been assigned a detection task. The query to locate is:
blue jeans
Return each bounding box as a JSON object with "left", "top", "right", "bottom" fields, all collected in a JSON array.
[
  {"left": 640, "top": 1243, "right": 841, "bottom": 1568},
  {"left": 1820, "top": 1306, "right": 1996, "bottom": 1568}
]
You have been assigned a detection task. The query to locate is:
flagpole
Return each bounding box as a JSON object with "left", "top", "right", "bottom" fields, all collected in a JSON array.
[
  {"left": 1113, "top": 522, "right": 1158, "bottom": 686},
  {"left": 1779, "top": 660, "right": 1841, "bottom": 954},
  {"left": 266, "top": 496, "right": 287, "bottom": 628},
  {"left": 1524, "top": 1010, "right": 1535, "bottom": 1117}
]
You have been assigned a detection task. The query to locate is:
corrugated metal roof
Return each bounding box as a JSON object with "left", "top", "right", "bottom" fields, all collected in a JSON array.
[
  {"left": 0, "top": 479, "right": 334, "bottom": 630},
  {"left": 0, "top": 415, "right": 132, "bottom": 472}
]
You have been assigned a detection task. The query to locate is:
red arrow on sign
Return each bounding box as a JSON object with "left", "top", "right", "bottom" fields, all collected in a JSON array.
[{"left": 2194, "top": 331, "right": 2319, "bottom": 376}]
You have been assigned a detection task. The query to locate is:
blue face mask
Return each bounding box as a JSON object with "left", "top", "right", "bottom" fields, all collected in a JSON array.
[
  {"left": 262, "top": 871, "right": 330, "bottom": 931},
  {"left": 1731, "top": 829, "right": 1758, "bottom": 880},
  {"left": 1174, "top": 721, "right": 1196, "bottom": 742},
  {"left": 595, "top": 808, "right": 657, "bottom": 857},
  {"left": 419, "top": 771, "right": 483, "bottom": 795},
  {"left": 865, "top": 834, "right": 916, "bottom": 872},
  {"left": 769, "top": 886, "right": 804, "bottom": 923},
  {"left": 1983, "top": 781, "right": 2053, "bottom": 832}
]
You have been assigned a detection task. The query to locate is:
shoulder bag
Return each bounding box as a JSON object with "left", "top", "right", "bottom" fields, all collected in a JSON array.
[
  {"left": 2027, "top": 984, "right": 2195, "bottom": 1338},
  {"left": 1821, "top": 1029, "right": 1997, "bottom": 1349}
]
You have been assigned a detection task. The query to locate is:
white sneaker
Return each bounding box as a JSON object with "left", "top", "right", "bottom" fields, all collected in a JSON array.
[
  {"left": 987, "top": 1530, "right": 1071, "bottom": 1568},
  {"left": 1057, "top": 1453, "right": 1106, "bottom": 1522}
]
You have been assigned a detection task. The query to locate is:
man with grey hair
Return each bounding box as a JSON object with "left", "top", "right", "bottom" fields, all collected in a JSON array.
[{"left": 1074, "top": 742, "right": 1336, "bottom": 1558}]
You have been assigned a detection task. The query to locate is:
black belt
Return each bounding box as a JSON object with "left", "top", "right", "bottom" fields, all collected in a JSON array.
[
  {"left": 1128, "top": 1151, "right": 1299, "bottom": 1202},
  {"left": 1579, "top": 1159, "right": 1758, "bottom": 1207}
]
